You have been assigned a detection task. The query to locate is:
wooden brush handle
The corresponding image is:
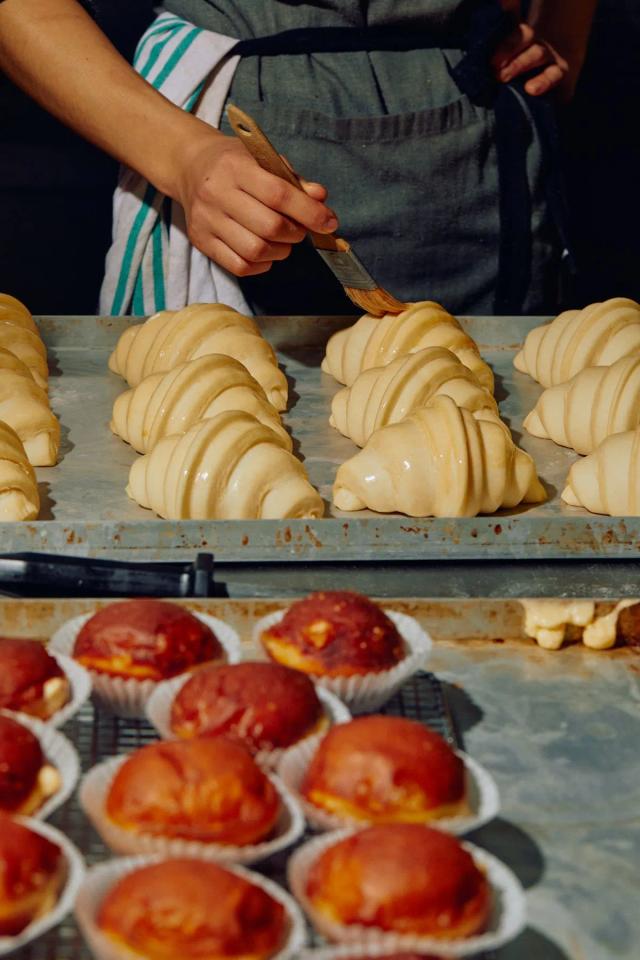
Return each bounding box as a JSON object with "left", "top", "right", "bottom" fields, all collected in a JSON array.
[{"left": 227, "top": 103, "right": 343, "bottom": 253}]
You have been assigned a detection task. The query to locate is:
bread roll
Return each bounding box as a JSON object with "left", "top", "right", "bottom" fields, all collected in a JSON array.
[
  {"left": 0, "top": 349, "right": 59, "bottom": 465},
  {"left": 0, "top": 714, "right": 60, "bottom": 816},
  {"left": 562, "top": 427, "right": 640, "bottom": 515},
  {"left": 0, "top": 420, "right": 40, "bottom": 521},
  {"left": 127, "top": 410, "right": 323, "bottom": 520},
  {"left": 108, "top": 303, "right": 288, "bottom": 410},
  {"left": 0, "top": 813, "right": 66, "bottom": 937},
  {"left": 0, "top": 321, "right": 48, "bottom": 391},
  {"left": 321, "top": 301, "right": 494, "bottom": 392},
  {"left": 524, "top": 355, "right": 640, "bottom": 455},
  {"left": 333, "top": 395, "right": 545, "bottom": 517},
  {"left": 514, "top": 297, "right": 640, "bottom": 387},
  {"left": 111, "top": 353, "right": 290, "bottom": 454},
  {"left": 0, "top": 637, "right": 70, "bottom": 720},
  {"left": 331, "top": 346, "right": 497, "bottom": 447}
]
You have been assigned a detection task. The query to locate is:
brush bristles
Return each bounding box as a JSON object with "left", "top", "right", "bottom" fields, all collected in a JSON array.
[{"left": 344, "top": 285, "right": 406, "bottom": 317}]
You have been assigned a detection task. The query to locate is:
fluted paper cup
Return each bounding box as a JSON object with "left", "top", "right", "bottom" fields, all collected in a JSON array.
[
  {"left": 253, "top": 610, "right": 432, "bottom": 713},
  {"left": 80, "top": 755, "right": 305, "bottom": 865},
  {"left": 278, "top": 738, "right": 500, "bottom": 835},
  {"left": 288, "top": 828, "right": 526, "bottom": 957},
  {"left": 50, "top": 611, "right": 242, "bottom": 718},
  {"left": 74, "top": 854, "right": 307, "bottom": 960}
]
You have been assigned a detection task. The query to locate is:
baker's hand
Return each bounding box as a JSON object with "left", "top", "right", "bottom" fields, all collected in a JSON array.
[
  {"left": 492, "top": 22, "right": 569, "bottom": 97},
  {"left": 175, "top": 131, "right": 338, "bottom": 277}
]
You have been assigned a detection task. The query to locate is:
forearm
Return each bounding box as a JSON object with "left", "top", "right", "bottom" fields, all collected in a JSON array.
[
  {"left": 0, "top": 0, "right": 219, "bottom": 198},
  {"left": 528, "top": 0, "right": 598, "bottom": 94}
]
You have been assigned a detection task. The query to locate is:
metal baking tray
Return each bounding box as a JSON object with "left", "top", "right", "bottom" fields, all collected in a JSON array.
[{"left": 2, "top": 313, "right": 638, "bottom": 561}]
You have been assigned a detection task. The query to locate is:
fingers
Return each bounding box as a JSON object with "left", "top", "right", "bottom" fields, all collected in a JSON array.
[
  {"left": 525, "top": 62, "right": 566, "bottom": 96},
  {"left": 493, "top": 22, "right": 568, "bottom": 95},
  {"left": 300, "top": 179, "right": 328, "bottom": 202},
  {"left": 492, "top": 23, "right": 535, "bottom": 70},
  {"left": 191, "top": 231, "right": 275, "bottom": 278},
  {"left": 250, "top": 166, "right": 338, "bottom": 234}
]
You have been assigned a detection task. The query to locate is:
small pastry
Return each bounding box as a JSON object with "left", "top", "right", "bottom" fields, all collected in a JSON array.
[
  {"left": 170, "top": 660, "right": 324, "bottom": 751},
  {"left": 0, "top": 714, "right": 61, "bottom": 816},
  {"left": 0, "top": 812, "right": 66, "bottom": 936},
  {"left": 0, "top": 320, "right": 48, "bottom": 391},
  {"left": 0, "top": 420, "right": 40, "bottom": 521},
  {"left": 97, "top": 858, "right": 286, "bottom": 960},
  {"left": 0, "top": 348, "right": 60, "bottom": 465},
  {"left": 0, "top": 638, "right": 70, "bottom": 720},
  {"left": 302, "top": 715, "right": 466, "bottom": 823},
  {"left": 562, "top": 426, "right": 640, "bottom": 516},
  {"left": 260, "top": 591, "right": 404, "bottom": 678},
  {"left": 0, "top": 293, "right": 38, "bottom": 333},
  {"left": 73, "top": 599, "right": 224, "bottom": 681},
  {"left": 106, "top": 737, "right": 280, "bottom": 845}
]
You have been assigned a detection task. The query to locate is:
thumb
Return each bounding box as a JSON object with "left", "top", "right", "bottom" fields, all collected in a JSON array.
[{"left": 279, "top": 153, "right": 329, "bottom": 202}]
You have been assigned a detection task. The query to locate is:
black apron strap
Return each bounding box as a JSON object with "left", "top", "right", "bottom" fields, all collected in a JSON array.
[{"left": 231, "top": 25, "right": 457, "bottom": 58}]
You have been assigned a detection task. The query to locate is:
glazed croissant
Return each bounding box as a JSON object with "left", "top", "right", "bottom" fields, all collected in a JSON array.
[
  {"left": 330, "top": 346, "right": 497, "bottom": 447},
  {"left": 0, "top": 316, "right": 48, "bottom": 391},
  {"left": 321, "top": 301, "right": 494, "bottom": 392},
  {"left": 0, "top": 349, "right": 60, "bottom": 465},
  {"left": 108, "top": 303, "right": 288, "bottom": 411},
  {"left": 0, "top": 293, "right": 38, "bottom": 332},
  {"left": 333, "top": 395, "right": 545, "bottom": 517},
  {"left": 0, "top": 420, "right": 40, "bottom": 521},
  {"left": 562, "top": 428, "right": 640, "bottom": 516},
  {"left": 127, "top": 410, "right": 323, "bottom": 520},
  {"left": 111, "top": 354, "right": 291, "bottom": 454},
  {"left": 514, "top": 297, "right": 640, "bottom": 387},
  {"left": 524, "top": 355, "right": 640, "bottom": 455}
]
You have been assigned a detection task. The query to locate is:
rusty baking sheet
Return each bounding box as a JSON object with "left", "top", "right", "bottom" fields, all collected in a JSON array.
[{"left": 1, "top": 313, "right": 637, "bottom": 561}]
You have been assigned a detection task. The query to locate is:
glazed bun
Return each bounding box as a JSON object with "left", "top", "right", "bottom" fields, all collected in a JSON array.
[
  {"left": 302, "top": 715, "right": 466, "bottom": 823},
  {"left": 0, "top": 638, "right": 70, "bottom": 720},
  {"left": 0, "top": 813, "right": 66, "bottom": 936},
  {"left": 0, "top": 714, "right": 60, "bottom": 816},
  {"left": 170, "top": 660, "right": 324, "bottom": 750},
  {"left": 106, "top": 737, "right": 280, "bottom": 845},
  {"left": 73, "top": 599, "right": 224, "bottom": 681},
  {"left": 306, "top": 824, "right": 491, "bottom": 939},
  {"left": 261, "top": 592, "right": 404, "bottom": 677},
  {"left": 98, "top": 858, "right": 286, "bottom": 960}
]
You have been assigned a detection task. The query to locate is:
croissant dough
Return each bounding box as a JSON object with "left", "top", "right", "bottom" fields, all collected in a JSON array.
[
  {"left": 330, "top": 346, "right": 498, "bottom": 447},
  {"left": 562, "top": 428, "right": 640, "bottom": 516},
  {"left": 333, "top": 395, "right": 545, "bottom": 517},
  {"left": 108, "top": 303, "right": 288, "bottom": 411},
  {"left": 0, "top": 349, "right": 60, "bottom": 465},
  {"left": 0, "top": 293, "right": 38, "bottom": 334},
  {"left": 514, "top": 297, "right": 640, "bottom": 387},
  {"left": 0, "top": 320, "right": 48, "bottom": 390},
  {"left": 321, "top": 301, "right": 494, "bottom": 392},
  {"left": 0, "top": 420, "right": 40, "bottom": 521},
  {"left": 127, "top": 410, "right": 323, "bottom": 520},
  {"left": 524, "top": 356, "right": 640, "bottom": 455},
  {"left": 111, "top": 354, "right": 291, "bottom": 454}
]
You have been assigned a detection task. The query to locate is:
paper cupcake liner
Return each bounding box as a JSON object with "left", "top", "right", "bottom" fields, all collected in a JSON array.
[
  {"left": 253, "top": 609, "right": 432, "bottom": 714},
  {"left": 80, "top": 755, "right": 305, "bottom": 865},
  {"left": 50, "top": 610, "right": 242, "bottom": 719},
  {"left": 146, "top": 675, "right": 351, "bottom": 769},
  {"left": 278, "top": 738, "right": 500, "bottom": 836},
  {"left": 0, "top": 710, "right": 80, "bottom": 821},
  {"left": 288, "top": 828, "right": 526, "bottom": 958},
  {"left": 0, "top": 816, "right": 85, "bottom": 957}
]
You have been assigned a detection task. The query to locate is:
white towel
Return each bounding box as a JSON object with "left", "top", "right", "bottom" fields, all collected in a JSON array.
[{"left": 99, "top": 12, "right": 250, "bottom": 316}]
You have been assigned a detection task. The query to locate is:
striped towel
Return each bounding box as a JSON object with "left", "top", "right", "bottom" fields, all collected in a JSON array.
[{"left": 99, "top": 12, "right": 250, "bottom": 317}]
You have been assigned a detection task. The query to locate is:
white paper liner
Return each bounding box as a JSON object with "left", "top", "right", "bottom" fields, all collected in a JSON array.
[
  {"left": 288, "top": 828, "right": 526, "bottom": 958},
  {"left": 0, "top": 816, "right": 85, "bottom": 957},
  {"left": 0, "top": 710, "right": 80, "bottom": 821},
  {"left": 50, "top": 610, "right": 242, "bottom": 719},
  {"left": 74, "top": 854, "right": 307, "bottom": 960},
  {"left": 80, "top": 755, "right": 305, "bottom": 865},
  {"left": 146, "top": 675, "right": 351, "bottom": 768},
  {"left": 253, "top": 609, "right": 432, "bottom": 714},
  {"left": 278, "top": 739, "right": 500, "bottom": 836}
]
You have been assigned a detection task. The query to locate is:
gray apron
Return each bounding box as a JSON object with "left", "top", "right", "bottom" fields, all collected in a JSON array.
[{"left": 163, "top": 0, "right": 562, "bottom": 316}]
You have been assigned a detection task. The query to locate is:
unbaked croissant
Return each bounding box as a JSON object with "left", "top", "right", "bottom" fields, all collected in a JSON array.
[
  {"left": 333, "top": 395, "right": 545, "bottom": 517},
  {"left": 0, "top": 293, "right": 38, "bottom": 333},
  {"left": 108, "top": 303, "right": 288, "bottom": 411},
  {"left": 127, "top": 410, "right": 323, "bottom": 520},
  {"left": 562, "top": 428, "right": 640, "bottom": 515},
  {"left": 514, "top": 297, "right": 640, "bottom": 387},
  {"left": 0, "top": 319, "right": 48, "bottom": 390},
  {"left": 524, "top": 355, "right": 640, "bottom": 455},
  {"left": 0, "top": 420, "right": 40, "bottom": 521},
  {"left": 330, "top": 346, "right": 497, "bottom": 447},
  {"left": 321, "top": 301, "right": 494, "bottom": 392},
  {"left": 0, "top": 349, "right": 60, "bottom": 466},
  {"left": 111, "top": 354, "right": 291, "bottom": 454}
]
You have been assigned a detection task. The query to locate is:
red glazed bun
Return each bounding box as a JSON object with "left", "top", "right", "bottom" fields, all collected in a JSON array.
[
  {"left": 0, "top": 638, "right": 70, "bottom": 720},
  {"left": 261, "top": 592, "right": 404, "bottom": 677},
  {"left": 306, "top": 824, "right": 491, "bottom": 939},
  {"left": 106, "top": 737, "right": 280, "bottom": 845},
  {"left": 73, "top": 599, "right": 224, "bottom": 681},
  {"left": 0, "top": 714, "right": 60, "bottom": 816},
  {"left": 0, "top": 813, "right": 66, "bottom": 936},
  {"left": 302, "top": 715, "right": 466, "bottom": 823},
  {"left": 98, "top": 858, "right": 286, "bottom": 960},
  {"left": 170, "top": 661, "right": 324, "bottom": 751}
]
